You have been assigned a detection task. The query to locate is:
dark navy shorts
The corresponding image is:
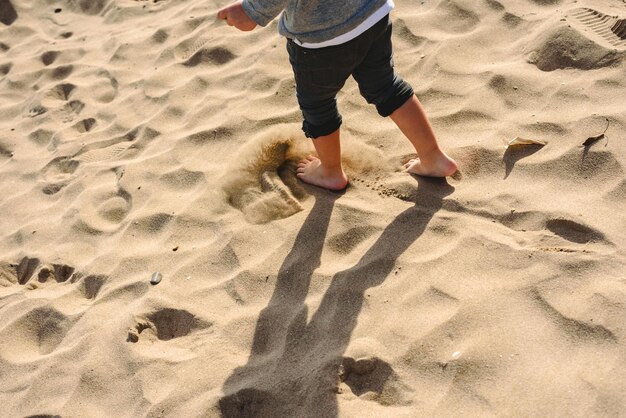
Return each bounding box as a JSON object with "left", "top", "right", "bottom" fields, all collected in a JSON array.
[{"left": 286, "top": 14, "right": 414, "bottom": 139}]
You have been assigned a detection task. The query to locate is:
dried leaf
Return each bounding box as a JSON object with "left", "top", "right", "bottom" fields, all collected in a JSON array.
[
  {"left": 506, "top": 137, "right": 547, "bottom": 149},
  {"left": 582, "top": 118, "right": 610, "bottom": 147},
  {"left": 582, "top": 133, "right": 605, "bottom": 147}
]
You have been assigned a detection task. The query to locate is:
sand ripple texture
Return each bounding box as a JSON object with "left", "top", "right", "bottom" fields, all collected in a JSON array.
[{"left": 1, "top": 0, "right": 625, "bottom": 417}]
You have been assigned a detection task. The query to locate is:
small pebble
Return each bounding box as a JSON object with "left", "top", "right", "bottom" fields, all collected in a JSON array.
[{"left": 150, "top": 271, "right": 162, "bottom": 285}]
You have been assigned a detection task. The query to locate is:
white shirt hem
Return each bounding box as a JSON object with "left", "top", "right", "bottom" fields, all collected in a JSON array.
[{"left": 293, "top": 0, "right": 394, "bottom": 49}]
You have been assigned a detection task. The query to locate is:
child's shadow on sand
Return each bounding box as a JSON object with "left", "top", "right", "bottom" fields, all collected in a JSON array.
[{"left": 219, "top": 176, "right": 454, "bottom": 418}]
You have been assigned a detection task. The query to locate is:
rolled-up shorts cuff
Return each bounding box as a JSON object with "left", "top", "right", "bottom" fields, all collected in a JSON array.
[
  {"left": 376, "top": 81, "right": 414, "bottom": 117},
  {"left": 303, "top": 115, "right": 342, "bottom": 139}
]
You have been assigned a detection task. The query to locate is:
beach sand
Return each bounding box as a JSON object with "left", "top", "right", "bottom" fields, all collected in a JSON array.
[{"left": 1, "top": 0, "right": 625, "bottom": 416}]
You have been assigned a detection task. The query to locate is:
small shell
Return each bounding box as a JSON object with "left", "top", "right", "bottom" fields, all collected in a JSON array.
[{"left": 150, "top": 271, "right": 162, "bottom": 285}]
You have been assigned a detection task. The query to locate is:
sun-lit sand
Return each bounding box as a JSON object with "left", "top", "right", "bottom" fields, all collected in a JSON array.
[{"left": 1, "top": 0, "right": 625, "bottom": 416}]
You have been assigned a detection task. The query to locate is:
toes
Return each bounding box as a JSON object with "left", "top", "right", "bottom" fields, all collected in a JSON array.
[{"left": 306, "top": 155, "right": 318, "bottom": 161}]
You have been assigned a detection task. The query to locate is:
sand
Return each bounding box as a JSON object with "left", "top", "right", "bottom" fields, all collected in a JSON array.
[{"left": 1, "top": 0, "right": 625, "bottom": 416}]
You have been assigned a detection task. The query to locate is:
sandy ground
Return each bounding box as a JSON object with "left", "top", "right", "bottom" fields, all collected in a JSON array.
[{"left": 1, "top": 0, "right": 625, "bottom": 417}]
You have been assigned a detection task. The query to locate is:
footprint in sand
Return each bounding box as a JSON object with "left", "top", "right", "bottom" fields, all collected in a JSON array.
[
  {"left": 0, "top": 0, "right": 17, "bottom": 26},
  {"left": 567, "top": 8, "right": 626, "bottom": 50},
  {"left": 91, "top": 70, "right": 119, "bottom": 104},
  {"left": 66, "top": 0, "right": 107, "bottom": 15},
  {"left": 72, "top": 117, "right": 97, "bottom": 134},
  {"left": 41, "top": 83, "right": 76, "bottom": 106},
  {"left": 38, "top": 156, "right": 80, "bottom": 195},
  {"left": 72, "top": 125, "right": 157, "bottom": 164},
  {"left": 174, "top": 36, "right": 211, "bottom": 61},
  {"left": 544, "top": 218, "right": 606, "bottom": 245},
  {"left": 50, "top": 64, "right": 73, "bottom": 81},
  {"left": 36, "top": 81, "right": 86, "bottom": 125},
  {"left": 337, "top": 356, "right": 413, "bottom": 406},
  {"left": 9, "top": 257, "right": 72, "bottom": 285},
  {"left": 72, "top": 184, "right": 133, "bottom": 234},
  {"left": 498, "top": 210, "right": 611, "bottom": 253},
  {"left": 0, "top": 62, "right": 12, "bottom": 75},
  {"left": 127, "top": 307, "right": 212, "bottom": 343},
  {"left": 0, "top": 305, "right": 75, "bottom": 362},
  {"left": 40, "top": 50, "right": 60, "bottom": 66},
  {"left": 183, "top": 46, "right": 236, "bottom": 66},
  {"left": 60, "top": 99, "right": 85, "bottom": 122},
  {"left": 0, "top": 256, "right": 106, "bottom": 298}
]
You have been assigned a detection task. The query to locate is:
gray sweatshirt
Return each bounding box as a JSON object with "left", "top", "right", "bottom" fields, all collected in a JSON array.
[{"left": 241, "top": 0, "right": 389, "bottom": 44}]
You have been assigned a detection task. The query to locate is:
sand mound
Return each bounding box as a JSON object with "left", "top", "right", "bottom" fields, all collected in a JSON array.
[{"left": 529, "top": 23, "right": 623, "bottom": 71}]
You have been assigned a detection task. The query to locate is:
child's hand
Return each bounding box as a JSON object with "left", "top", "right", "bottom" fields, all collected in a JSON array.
[{"left": 217, "top": 1, "right": 257, "bottom": 32}]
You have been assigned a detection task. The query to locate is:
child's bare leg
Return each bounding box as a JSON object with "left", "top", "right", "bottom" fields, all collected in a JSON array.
[
  {"left": 390, "top": 95, "right": 458, "bottom": 177},
  {"left": 297, "top": 128, "right": 348, "bottom": 191}
]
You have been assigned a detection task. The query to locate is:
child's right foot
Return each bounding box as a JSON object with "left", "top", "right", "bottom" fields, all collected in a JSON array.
[
  {"left": 296, "top": 156, "right": 348, "bottom": 191},
  {"left": 403, "top": 153, "right": 458, "bottom": 178}
]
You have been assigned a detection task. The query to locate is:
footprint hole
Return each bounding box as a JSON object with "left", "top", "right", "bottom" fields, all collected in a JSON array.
[
  {"left": 73, "top": 118, "right": 96, "bottom": 133},
  {"left": 29, "top": 129, "right": 54, "bottom": 146},
  {"left": 17, "top": 256, "right": 41, "bottom": 285},
  {"left": 53, "top": 83, "right": 76, "bottom": 101},
  {"left": 130, "top": 308, "right": 207, "bottom": 342},
  {"left": 80, "top": 275, "right": 106, "bottom": 299},
  {"left": 183, "top": 47, "right": 235, "bottom": 67},
  {"left": 41, "top": 51, "right": 59, "bottom": 66},
  {"left": 545, "top": 218, "right": 605, "bottom": 244},
  {"left": 51, "top": 65, "right": 73, "bottom": 80},
  {"left": 0, "top": 63, "right": 11, "bottom": 75},
  {"left": 152, "top": 28, "right": 169, "bottom": 43}
]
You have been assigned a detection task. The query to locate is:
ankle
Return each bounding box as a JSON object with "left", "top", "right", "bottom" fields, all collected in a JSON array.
[{"left": 318, "top": 162, "right": 345, "bottom": 177}]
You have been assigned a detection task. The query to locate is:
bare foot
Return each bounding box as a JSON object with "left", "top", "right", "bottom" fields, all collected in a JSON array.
[
  {"left": 296, "top": 156, "right": 348, "bottom": 191},
  {"left": 403, "top": 153, "right": 458, "bottom": 177}
]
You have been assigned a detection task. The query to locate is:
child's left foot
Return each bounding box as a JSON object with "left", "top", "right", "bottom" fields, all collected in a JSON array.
[
  {"left": 404, "top": 153, "right": 458, "bottom": 177},
  {"left": 296, "top": 156, "right": 348, "bottom": 191}
]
